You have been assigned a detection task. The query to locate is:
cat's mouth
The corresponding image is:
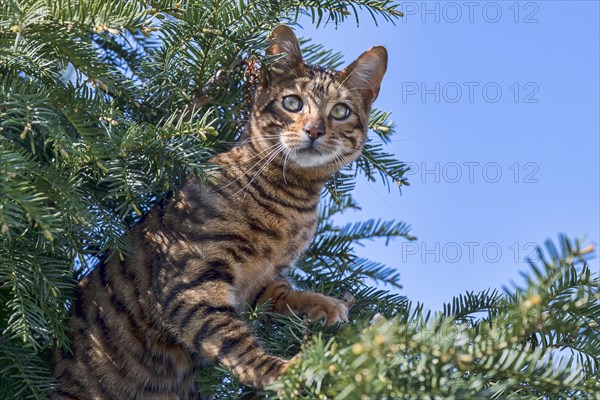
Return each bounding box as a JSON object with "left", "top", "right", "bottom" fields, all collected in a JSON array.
[
  {"left": 297, "top": 146, "right": 323, "bottom": 155},
  {"left": 285, "top": 141, "right": 340, "bottom": 168}
]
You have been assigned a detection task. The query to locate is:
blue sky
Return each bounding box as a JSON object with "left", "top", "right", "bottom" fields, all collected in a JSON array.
[{"left": 299, "top": 1, "right": 600, "bottom": 310}]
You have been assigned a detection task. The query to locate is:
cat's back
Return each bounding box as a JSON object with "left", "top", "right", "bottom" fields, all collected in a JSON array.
[{"left": 52, "top": 247, "right": 199, "bottom": 399}]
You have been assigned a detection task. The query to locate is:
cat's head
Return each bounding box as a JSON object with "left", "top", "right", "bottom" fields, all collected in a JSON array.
[{"left": 249, "top": 25, "right": 387, "bottom": 173}]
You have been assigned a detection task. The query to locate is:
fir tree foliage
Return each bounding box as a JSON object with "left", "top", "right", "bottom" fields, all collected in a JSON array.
[
  {"left": 0, "top": 1, "right": 598, "bottom": 399},
  {"left": 271, "top": 236, "right": 600, "bottom": 399}
]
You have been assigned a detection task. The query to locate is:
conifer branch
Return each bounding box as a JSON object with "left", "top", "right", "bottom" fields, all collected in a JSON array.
[{"left": 1, "top": 1, "right": 597, "bottom": 399}]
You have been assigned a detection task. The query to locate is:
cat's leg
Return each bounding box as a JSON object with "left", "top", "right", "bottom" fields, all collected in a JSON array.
[
  {"left": 256, "top": 279, "right": 349, "bottom": 324},
  {"left": 162, "top": 279, "right": 288, "bottom": 389}
]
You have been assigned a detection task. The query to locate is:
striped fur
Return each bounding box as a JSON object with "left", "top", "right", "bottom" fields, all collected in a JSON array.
[{"left": 52, "top": 26, "right": 387, "bottom": 399}]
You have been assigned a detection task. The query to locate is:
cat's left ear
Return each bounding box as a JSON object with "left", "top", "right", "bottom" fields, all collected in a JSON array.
[
  {"left": 265, "top": 25, "right": 303, "bottom": 78},
  {"left": 341, "top": 46, "right": 388, "bottom": 105}
]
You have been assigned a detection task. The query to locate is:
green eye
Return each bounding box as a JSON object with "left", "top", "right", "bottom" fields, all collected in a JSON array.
[
  {"left": 330, "top": 103, "right": 350, "bottom": 120},
  {"left": 282, "top": 95, "right": 303, "bottom": 112}
]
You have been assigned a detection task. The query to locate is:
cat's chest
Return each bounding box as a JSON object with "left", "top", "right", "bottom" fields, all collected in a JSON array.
[
  {"left": 277, "top": 215, "right": 317, "bottom": 263},
  {"left": 227, "top": 187, "right": 318, "bottom": 264},
  {"left": 234, "top": 213, "right": 317, "bottom": 302},
  {"left": 246, "top": 205, "right": 316, "bottom": 264}
]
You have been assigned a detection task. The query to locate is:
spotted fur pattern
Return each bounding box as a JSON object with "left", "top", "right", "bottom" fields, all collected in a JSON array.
[{"left": 52, "top": 26, "right": 387, "bottom": 399}]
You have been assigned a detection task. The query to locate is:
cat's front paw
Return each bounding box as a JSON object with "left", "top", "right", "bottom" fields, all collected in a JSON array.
[{"left": 294, "top": 292, "right": 349, "bottom": 324}]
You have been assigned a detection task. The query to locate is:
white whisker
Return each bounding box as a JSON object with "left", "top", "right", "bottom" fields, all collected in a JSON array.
[
  {"left": 282, "top": 149, "right": 291, "bottom": 185},
  {"left": 240, "top": 144, "right": 285, "bottom": 198},
  {"left": 216, "top": 142, "right": 282, "bottom": 192}
]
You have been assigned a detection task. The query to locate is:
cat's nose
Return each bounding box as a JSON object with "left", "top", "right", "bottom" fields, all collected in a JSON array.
[{"left": 304, "top": 124, "right": 325, "bottom": 141}]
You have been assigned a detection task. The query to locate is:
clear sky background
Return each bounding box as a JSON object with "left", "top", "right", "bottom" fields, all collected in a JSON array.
[{"left": 299, "top": 1, "right": 600, "bottom": 311}]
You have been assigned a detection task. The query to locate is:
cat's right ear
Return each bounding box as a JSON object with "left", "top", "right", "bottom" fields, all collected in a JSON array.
[{"left": 264, "top": 25, "right": 303, "bottom": 83}]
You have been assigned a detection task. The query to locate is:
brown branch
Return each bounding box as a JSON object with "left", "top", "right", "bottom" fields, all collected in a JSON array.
[{"left": 179, "top": 59, "right": 246, "bottom": 122}]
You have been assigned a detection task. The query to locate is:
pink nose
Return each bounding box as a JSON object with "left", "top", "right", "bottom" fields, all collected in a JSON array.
[{"left": 305, "top": 124, "right": 325, "bottom": 141}]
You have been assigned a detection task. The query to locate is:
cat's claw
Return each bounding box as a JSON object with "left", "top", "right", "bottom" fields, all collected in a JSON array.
[{"left": 302, "top": 295, "right": 349, "bottom": 324}]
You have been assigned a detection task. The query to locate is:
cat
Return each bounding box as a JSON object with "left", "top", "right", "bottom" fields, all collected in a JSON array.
[{"left": 51, "top": 25, "right": 387, "bottom": 399}]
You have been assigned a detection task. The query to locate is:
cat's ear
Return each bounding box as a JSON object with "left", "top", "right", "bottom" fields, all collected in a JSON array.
[
  {"left": 265, "top": 25, "right": 303, "bottom": 78},
  {"left": 341, "top": 46, "right": 388, "bottom": 104}
]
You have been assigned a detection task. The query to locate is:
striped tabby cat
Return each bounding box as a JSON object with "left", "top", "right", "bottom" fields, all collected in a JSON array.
[{"left": 52, "top": 25, "right": 387, "bottom": 399}]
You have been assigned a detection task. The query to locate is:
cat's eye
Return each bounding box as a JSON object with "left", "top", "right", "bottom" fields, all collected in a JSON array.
[
  {"left": 330, "top": 103, "right": 350, "bottom": 120},
  {"left": 282, "top": 95, "right": 303, "bottom": 112}
]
